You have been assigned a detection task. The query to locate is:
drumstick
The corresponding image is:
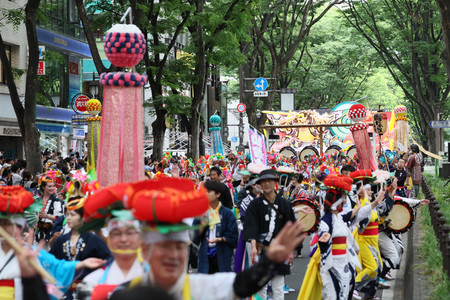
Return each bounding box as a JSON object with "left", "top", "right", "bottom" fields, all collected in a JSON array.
[
  {"left": 298, "top": 214, "right": 311, "bottom": 222},
  {"left": 0, "top": 226, "right": 56, "bottom": 284}
]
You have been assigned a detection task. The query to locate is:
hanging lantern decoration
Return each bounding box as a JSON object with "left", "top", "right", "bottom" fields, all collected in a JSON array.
[
  {"left": 347, "top": 104, "right": 366, "bottom": 122},
  {"left": 374, "top": 110, "right": 388, "bottom": 135},
  {"left": 103, "top": 24, "right": 146, "bottom": 68},
  {"left": 348, "top": 104, "right": 378, "bottom": 171},
  {"left": 209, "top": 115, "right": 224, "bottom": 156},
  {"left": 97, "top": 23, "right": 147, "bottom": 187},
  {"left": 86, "top": 99, "right": 102, "bottom": 170},
  {"left": 393, "top": 105, "right": 409, "bottom": 153}
]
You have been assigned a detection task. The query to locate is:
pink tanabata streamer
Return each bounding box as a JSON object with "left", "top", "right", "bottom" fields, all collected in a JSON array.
[{"left": 97, "top": 85, "right": 144, "bottom": 187}]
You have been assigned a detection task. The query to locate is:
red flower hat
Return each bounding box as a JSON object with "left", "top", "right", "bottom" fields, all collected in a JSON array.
[
  {"left": 82, "top": 177, "right": 209, "bottom": 230},
  {"left": 349, "top": 169, "right": 374, "bottom": 183},
  {"left": 322, "top": 175, "right": 353, "bottom": 194},
  {"left": 0, "top": 186, "right": 34, "bottom": 214}
]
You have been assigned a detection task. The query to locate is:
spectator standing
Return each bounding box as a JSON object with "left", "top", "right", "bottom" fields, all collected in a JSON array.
[
  {"left": 394, "top": 158, "right": 408, "bottom": 197},
  {"left": 10, "top": 164, "right": 22, "bottom": 185},
  {"left": 406, "top": 144, "right": 423, "bottom": 197}
]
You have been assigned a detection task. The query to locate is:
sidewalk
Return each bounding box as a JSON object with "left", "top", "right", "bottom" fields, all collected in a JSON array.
[{"left": 382, "top": 210, "right": 431, "bottom": 300}]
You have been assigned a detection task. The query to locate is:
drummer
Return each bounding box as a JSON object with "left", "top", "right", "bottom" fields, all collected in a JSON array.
[
  {"left": 242, "top": 169, "right": 296, "bottom": 300},
  {"left": 376, "top": 178, "right": 400, "bottom": 288},
  {"left": 288, "top": 173, "right": 309, "bottom": 201},
  {"left": 378, "top": 195, "right": 429, "bottom": 283}
]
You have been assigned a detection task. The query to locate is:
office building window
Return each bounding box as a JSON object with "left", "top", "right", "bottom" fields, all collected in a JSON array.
[
  {"left": 38, "top": 0, "right": 85, "bottom": 41},
  {"left": 0, "top": 45, "right": 12, "bottom": 84}
]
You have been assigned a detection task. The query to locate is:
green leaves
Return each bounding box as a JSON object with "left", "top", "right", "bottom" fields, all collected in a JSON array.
[{"left": 0, "top": 7, "right": 25, "bottom": 31}]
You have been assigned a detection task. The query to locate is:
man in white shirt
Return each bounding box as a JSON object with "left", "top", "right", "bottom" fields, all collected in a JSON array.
[
  {"left": 79, "top": 219, "right": 145, "bottom": 299},
  {"left": 10, "top": 164, "right": 22, "bottom": 186}
]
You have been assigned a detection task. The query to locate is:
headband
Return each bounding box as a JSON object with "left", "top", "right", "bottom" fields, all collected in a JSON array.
[{"left": 67, "top": 197, "right": 86, "bottom": 211}]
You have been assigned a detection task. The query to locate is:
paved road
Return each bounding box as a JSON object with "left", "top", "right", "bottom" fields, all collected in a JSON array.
[
  {"left": 284, "top": 239, "right": 309, "bottom": 300},
  {"left": 282, "top": 236, "right": 387, "bottom": 300}
]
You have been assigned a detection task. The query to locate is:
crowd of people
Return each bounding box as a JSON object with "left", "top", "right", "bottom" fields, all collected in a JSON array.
[{"left": 0, "top": 144, "right": 429, "bottom": 300}]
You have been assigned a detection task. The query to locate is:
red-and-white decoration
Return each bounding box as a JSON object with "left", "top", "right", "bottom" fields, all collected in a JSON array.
[
  {"left": 349, "top": 123, "right": 368, "bottom": 131},
  {"left": 394, "top": 105, "right": 407, "bottom": 116},
  {"left": 347, "top": 103, "right": 378, "bottom": 171},
  {"left": 348, "top": 103, "right": 366, "bottom": 122}
]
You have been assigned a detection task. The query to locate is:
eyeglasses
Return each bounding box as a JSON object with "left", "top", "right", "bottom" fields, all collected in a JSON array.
[{"left": 109, "top": 230, "right": 139, "bottom": 240}]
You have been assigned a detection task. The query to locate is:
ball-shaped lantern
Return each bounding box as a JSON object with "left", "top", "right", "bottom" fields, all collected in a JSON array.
[
  {"left": 86, "top": 99, "right": 102, "bottom": 116},
  {"left": 348, "top": 104, "right": 366, "bottom": 122},
  {"left": 394, "top": 105, "right": 407, "bottom": 117},
  {"left": 104, "top": 24, "right": 146, "bottom": 68},
  {"left": 209, "top": 115, "right": 221, "bottom": 127}
]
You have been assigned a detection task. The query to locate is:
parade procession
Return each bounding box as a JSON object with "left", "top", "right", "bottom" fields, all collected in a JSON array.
[{"left": 1, "top": 1, "right": 450, "bottom": 300}]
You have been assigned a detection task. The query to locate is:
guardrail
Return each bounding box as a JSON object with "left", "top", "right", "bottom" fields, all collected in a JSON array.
[{"left": 421, "top": 177, "right": 450, "bottom": 276}]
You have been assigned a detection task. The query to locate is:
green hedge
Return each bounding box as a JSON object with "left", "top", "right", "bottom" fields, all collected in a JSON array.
[
  {"left": 418, "top": 175, "right": 450, "bottom": 300},
  {"left": 424, "top": 175, "right": 450, "bottom": 220}
]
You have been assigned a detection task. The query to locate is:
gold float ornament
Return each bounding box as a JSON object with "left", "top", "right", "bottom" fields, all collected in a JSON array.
[
  {"left": 86, "top": 116, "right": 102, "bottom": 122},
  {"left": 86, "top": 99, "right": 102, "bottom": 170},
  {"left": 395, "top": 116, "right": 408, "bottom": 122},
  {"left": 86, "top": 99, "right": 102, "bottom": 116},
  {"left": 393, "top": 105, "right": 409, "bottom": 152}
]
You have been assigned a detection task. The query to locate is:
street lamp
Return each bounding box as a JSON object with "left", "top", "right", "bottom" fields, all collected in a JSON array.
[
  {"left": 88, "top": 81, "right": 100, "bottom": 99},
  {"left": 220, "top": 80, "right": 230, "bottom": 146}
]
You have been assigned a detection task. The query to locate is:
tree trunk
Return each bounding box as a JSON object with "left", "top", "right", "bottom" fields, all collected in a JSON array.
[
  {"left": 189, "top": 0, "right": 206, "bottom": 160},
  {"left": 436, "top": 0, "right": 450, "bottom": 81},
  {"left": 74, "top": 0, "right": 108, "bottom": 74},
  {"left": 23, "top": 0, "right": 43, "bottom": 175},
  {"left": 151, "top": 108, "right": 166, "bottom": 161},
  {"left": 190, "top": 109, "right": 200, "bottom": 159}
]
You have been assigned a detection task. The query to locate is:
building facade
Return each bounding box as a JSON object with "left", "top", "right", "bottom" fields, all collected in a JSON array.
[{"left": 0, "top": 0, "right": 92, "bottom": 158}]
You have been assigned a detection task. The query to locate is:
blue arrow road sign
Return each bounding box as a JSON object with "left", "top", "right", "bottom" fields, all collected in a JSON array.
[
  {"left": 231, "top": 136, "right": 238, "bottom": 143},
  {"left": 254, "top": 77, "right": 268, "bottom": 91},
  {"left": 429, "top": 120, "right": 450, "bottom": 128}
]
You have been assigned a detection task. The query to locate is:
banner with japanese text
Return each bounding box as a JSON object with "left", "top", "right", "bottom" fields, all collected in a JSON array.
[{"left": 248, "top": 127, "right": 267, "bottom": 166}]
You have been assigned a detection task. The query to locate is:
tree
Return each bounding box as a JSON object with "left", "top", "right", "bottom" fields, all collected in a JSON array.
[
  {"left": 342, "top": 0, "right": 449, "bottom": 154},
  {"left": 79, "top": 0, "right": 193, "bottom": 161},
  {"left": 239, "top": 0, "right": 343, "bottom": 130},
  {"left": 436, "top": 0, "right": 450, "bottom": 81},
  {"left": 284, "top": 8, "right": 382, "bottom": 110},
  {"left": 0, "top": 0, "right": 42, "bottom": 174},
  {"left": 185, "top": 0, "right": 251, "bottom": 159}
]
